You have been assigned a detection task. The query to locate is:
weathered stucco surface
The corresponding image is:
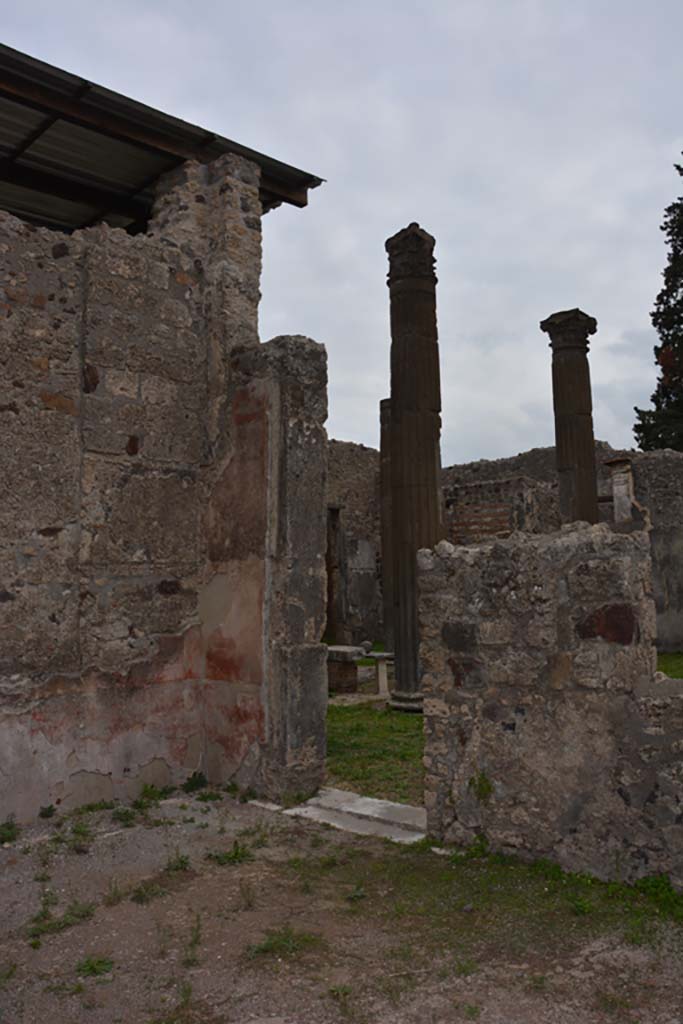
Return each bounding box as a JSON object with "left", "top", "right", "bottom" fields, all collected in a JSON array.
[
  {"left": 419, "top": 523, "right": 683, "bottom": 884},
  {"left": 1, "top": 154, "right": 327, "bottom": 819}
]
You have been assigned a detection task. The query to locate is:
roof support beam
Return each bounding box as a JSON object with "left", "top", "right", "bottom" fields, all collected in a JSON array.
[
  {"left": 0, "top": 160, "right": 149, "bottom": 221},
  {"left": 0, "top": 69, "right": 208, "bottom": 161}
]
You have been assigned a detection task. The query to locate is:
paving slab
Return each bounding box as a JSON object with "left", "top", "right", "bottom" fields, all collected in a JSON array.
[
  {"left": 279, "top": 786, "right": 426, "bottom": 844},
  {"left": 283, "top": 802, "right": 425, "bottom": 844},
  {"left": 308, "top": 786, "right": 426, "bottom": 832}
]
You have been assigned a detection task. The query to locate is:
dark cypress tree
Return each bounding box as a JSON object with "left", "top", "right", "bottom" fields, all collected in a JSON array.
[{"left": 634, "top": 155, "right": 683, "bottom": 451}]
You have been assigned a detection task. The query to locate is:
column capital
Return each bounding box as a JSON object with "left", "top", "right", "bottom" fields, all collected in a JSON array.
[
  {"left": 540, "top": 308, "right": 597, "bottom": 350},
  {"left": 385, "top": 223, "right": 436, "bottom": 286}
]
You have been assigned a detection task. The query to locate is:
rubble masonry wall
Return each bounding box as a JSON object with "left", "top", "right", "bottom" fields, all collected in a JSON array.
[
  {"left": 418, "top": 523, "right": 683, "bottom": 883},
  {"left": 0, "top": 154, "right": 327, "bottom": 819}
]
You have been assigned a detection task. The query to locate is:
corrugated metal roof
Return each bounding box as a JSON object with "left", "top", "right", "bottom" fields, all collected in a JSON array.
[{"left": 0, "top": 43, "right": 323, "bottom": 232}]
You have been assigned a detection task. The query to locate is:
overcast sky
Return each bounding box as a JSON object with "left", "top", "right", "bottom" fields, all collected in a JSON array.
[{"left": 4, "top": 1, "right": 682, "bottom": 463}]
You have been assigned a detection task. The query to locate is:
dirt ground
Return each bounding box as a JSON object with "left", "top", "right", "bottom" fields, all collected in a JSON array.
[{"left": 1, "top": 788, "right": 682, "bottom": 1024}]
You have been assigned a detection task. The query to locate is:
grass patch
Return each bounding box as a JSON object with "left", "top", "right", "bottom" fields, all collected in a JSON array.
[
  {"left": 72, "top": 799, "right": 115, "bottom": 816},
  {"left": 246, "top": 925, "right": 323, "bottom": 959},
  {"left": 326, "top": 703, "right": 423, "bottom": 804},
  {"left": 166, "top": 849, "right": 190, "bottom": 872},
  {"left": 130, "top": 880, "right": 168, "bottom": 904},
  {"left": 206, "top": 840, "right": 252, "bottom": 866},
  {"left": 76, "top": 956, "right": 113, "bottom": 977},
  {"left": 658, "top": 651, "right": 683, "bottom": 678},
  {"left": 68, "top": 819, "right": 92, "bottom": 853},
  {"left": 0, "top": 963, "right": 16, "bottom": 988},
  {"left": 0, "top": 817, "right": 19, "bottom": 843},
  {"left": 28, "top": 897, "right": 95, "bottom": 940},
  {"left": 104, "top": 878, "right": 125, "bottom": 906},
  {"left": 112, "top": 806, "right": 137, "bottom": 828},
  {"left": 276, "top": 840, "right": 683, "bottom": 966},
  {"left": 182, "top": 913, "right": 202, "bottom": 967},
  {"left": 132, "top": 783, "right": 175, "bottom": 812},
  {"left": 182, "top": 772, "right": 208, "bottom": 794}
]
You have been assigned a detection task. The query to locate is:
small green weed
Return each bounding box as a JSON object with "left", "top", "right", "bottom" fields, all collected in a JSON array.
[
  {"left": 181, "top": 772, "right": 208, "bottom": 793},
  {"left": 455, "top": 958, "right": 477, "bottom": 977},
  {"left": 247, "top": 925, "right": 323, "bottom": 958},
  {"left": 132, "top": 783, "right": 174, "bottom": 812},
  {"left": 76, "top": 956, "right": 113, "bottom": 977},
  {"left": 112, "top": 807, "right": 136, "bottom": 828},
  {"left": 328, "top": 984, "right": 352, "bottom": 1012},
  {"left": 72, "top": 800, "right": 115, "bottom": 816},
  {"left": 182, "top": 912, "right": 202, "bottom": 967},
  {"left": 103, "top": 878, "right": 125, "bottom": 906},
  {"left": 28, "top": 899, "right": 94, "bottom": 940},
  {"left": 568, "top": 894, "right": 592, "bottom": 916},
  {"left": 0, "top": 963, "right": 17, "bottom": 988},
  {"left": 44, "top": 980, "right": 85, "bottom": 996},
  {"left": 595, "top": 990, "right": 634, "bottom": 1013},
  {"left": 237, "top": 824, "right": 270, "bottom": 848},
  {"left": 196, "top": 790, "right": 222, "bottom": 803},
  {"left": 39, "top": 805, "right": 56, "bottom": 819},
  {"left": 345, "top": 883, "right": 367, "bottom": 903},
  {"left": 166, "top": 849, "right": 190, "bottom": 872},
  {"left": 0, "top": 817, "right": 19, "bottom": 843},
  {"left": 468, "top": 771, "right": 493, "bottom": 804},
  {"left": 206, "top": 841, "right": 252, "bottom": 866},
  {"left": 280, "top": 791, "right": 310, "bottom": 808},
  {"left": 68, "top": 819, "right": 92, "bottom": 853},
  {"left": 130, "top": 880, "right": 167, "bottom": 905}
]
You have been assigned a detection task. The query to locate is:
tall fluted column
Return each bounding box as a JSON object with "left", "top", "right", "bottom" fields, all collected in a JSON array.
[
  {"left": 379, "top": 398, "right": 394, "bottom": 650},
  {"left": 540, "top": 308, "right": 599, "bottom": 525},
  {"left": 386, "top": 223, "right": 443, "bottom": 711}
]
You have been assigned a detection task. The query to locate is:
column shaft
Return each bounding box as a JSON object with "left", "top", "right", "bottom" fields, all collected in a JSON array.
[
  {"left": 541, "top": 308, "right": 599, "bottom": 525},
  {"left": 386, "top": 224, "right": 443, "bottom": 711}
]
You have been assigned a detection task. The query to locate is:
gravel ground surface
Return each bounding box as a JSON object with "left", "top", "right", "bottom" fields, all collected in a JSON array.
[{"left": 1, "top": 787, "right": 682, "bottom": 1024}]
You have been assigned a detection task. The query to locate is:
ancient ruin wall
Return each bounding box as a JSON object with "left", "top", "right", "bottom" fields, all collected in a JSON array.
[
  {"left": 419, "top": 524, "right": 683, "bottom": 884},
  {"left": 444, "top": 476, "right": 560, "bottom": 546},
  {"left": 328, "top": 436, "right": 683, "bottom": 652},
  {"left": 630, "top": 450, "right": 683, "bottom": 653},
  {"left": 0, "top": 154, "right": 327, "bottom": 818},
  {"left": 326, "top": 440, "right": 381, "bottom": 644}
]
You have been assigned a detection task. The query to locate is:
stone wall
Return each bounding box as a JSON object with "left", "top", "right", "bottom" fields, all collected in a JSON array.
[
  {"left": 328, "top": 436, "right": 683, "bottom": 653},
  {"left": 442, "top": 440, "right": 618, "bottom": 492},
  {"left": 630, "top": 451, "right": 683, "bottom": 653},
  {"left": 325, "top": 440, "right": 381, "bottom": 644},
  {"left": 0, "top": 154, "right": 327, "bottom": 819},
  {"left": 419, "top": 524, "right": 683, "bottom": 884},
  {"left": 445, "top": 476, "right": 560, "bottom": 546}
]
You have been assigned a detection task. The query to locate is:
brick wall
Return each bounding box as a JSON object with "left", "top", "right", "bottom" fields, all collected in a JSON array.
[{"left": 445, "top": 477, "right": 561, "bottom": 546}]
